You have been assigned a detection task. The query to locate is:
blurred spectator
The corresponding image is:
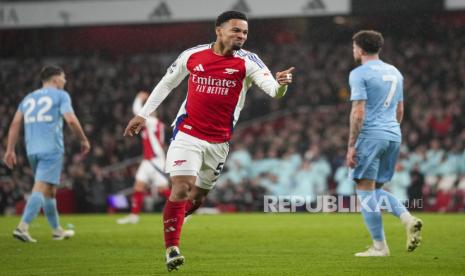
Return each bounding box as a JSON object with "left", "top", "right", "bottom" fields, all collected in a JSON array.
[{"left": 385, "top": 163, "right": 411, "bottom": 203}]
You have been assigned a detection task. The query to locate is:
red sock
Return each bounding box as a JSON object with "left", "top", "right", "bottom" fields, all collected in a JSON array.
[
  {"left": 163, "top": 200, "right": 187, "bottom": 248},
  {"left": 185, "top": 199, "right": 204, "bottom": 216},
  {"left": 159, "top": 188, "right": 171, "bottom": 199},
  {"left": 185, "top": 200, "right": 195, "bottom": 216},
  {"left": 131, "top": 191, "right": 144, "bottom": 214}
]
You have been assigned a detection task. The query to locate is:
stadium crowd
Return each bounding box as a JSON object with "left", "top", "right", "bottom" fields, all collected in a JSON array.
[{"left": 1, "top": 20, "right": 464, "bottom": 214}]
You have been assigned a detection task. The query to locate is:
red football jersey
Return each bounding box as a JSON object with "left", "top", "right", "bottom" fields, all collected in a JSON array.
[{"left": 139, "top": 44, "right": 287, "bottom": 143}]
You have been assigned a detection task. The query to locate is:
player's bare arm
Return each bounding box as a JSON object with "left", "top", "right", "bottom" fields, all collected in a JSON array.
[
  {"left": 3, "top": 110, "right": 23, "bottom": 169},
  {"left": 396, "top": 101, "right": 404, "bottom": 123},
  {"left": 346, "top": 99, "right": 365, "bottom": 168},
  {"left": 63, "top": 112, "right": 91, "bottom": 155}
]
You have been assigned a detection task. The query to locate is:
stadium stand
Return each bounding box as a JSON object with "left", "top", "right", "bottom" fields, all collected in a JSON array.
[{"left": 1, "top": 14, "right": 464, "bottom": 214}]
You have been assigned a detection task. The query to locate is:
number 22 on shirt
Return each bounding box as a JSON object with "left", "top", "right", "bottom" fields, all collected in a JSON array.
[{"left": 23, "top": 96, "right": 53, "bottom": 123}]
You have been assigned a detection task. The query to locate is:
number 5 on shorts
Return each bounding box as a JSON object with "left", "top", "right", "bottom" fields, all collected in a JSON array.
[{"left": 214, "top": 162, "right": 225, "bottom": 176}]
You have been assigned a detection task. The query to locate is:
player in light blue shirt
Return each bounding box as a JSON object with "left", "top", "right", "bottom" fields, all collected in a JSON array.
[
  {"left": 3, "top": 65, "right": 90, "bottom": 243},
  {"left": 346, "top": 31, "right": 422, "bottom": 257}
]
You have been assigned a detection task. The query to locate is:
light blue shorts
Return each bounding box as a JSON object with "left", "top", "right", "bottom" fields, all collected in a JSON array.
[
  {"left": 349, "top": 138, "right": 400, "bottom": 184},
  {"left": 27, "top": 152, "right": 64, "bottom": 185}
]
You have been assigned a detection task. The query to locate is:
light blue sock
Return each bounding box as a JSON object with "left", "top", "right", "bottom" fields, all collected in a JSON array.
[
  {"left": 356, "top": 189, "right": 384, "bottom": 241},
  {"left": 43, "top": 197, "right": 60, "bottom": 230},
  {"left": 375, "top": 189, "right": 408, "bottom": 218},
  {"left": 21, "top": 191, "right": 44, "bottom": 224}
]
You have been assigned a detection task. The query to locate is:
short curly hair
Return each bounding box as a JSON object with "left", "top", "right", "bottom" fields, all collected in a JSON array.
[
  {"left": 352, "top": 30, "right": 384, "bottom": 55},
  {"left": 216, "top": 11, "right": 248, "bottom": 27}
]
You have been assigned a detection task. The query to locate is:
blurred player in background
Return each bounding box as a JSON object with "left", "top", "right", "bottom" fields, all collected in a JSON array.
[
  {"left": 3, "top": 65, "right": 90, "bottom": 242},
  {"left": 117, "top": 91, "right": 169, "bottom": 224},
  {"left": 124, "top": 11, "right": 294, "bottom": 271},
  {"left": 346, "top": 30, "right": 423, "bottom": 257}
]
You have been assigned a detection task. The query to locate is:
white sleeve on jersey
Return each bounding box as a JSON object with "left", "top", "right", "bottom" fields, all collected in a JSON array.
[
  {"left": 138, "top": 52, "right": 190, "bottom": 119},
  {"left": 246, "top": 53, "right": 287, "bottom": 98},
  {"left": 132, "top": 96, "right": 144, "bottom": 115}
]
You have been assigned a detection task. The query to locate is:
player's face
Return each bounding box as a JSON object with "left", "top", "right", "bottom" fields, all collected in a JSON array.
[
  {"left": 353, "top": 42, "right": 362, "bottom": 63},
  {"left": 54, "top": 72, "right": 66, "bottom": 89},
  {"left": 218, "top": 19, "right": 248, "bottom": 51}
]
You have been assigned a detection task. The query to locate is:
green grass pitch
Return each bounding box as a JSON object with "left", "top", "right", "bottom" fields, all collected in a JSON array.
[{"left": 1, "top": 213, "right": 464, "bottom": 275}]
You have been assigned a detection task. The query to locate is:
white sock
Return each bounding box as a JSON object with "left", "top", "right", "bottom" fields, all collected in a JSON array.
[
  {"left": 18, "top": 221, "right": 29, "bottom": 232},
  {"left": 400, "top": 212, "right": 414, "bottom": 225},
  {"left": 373, "top": 240, "right": 388, "bottom": 250}
]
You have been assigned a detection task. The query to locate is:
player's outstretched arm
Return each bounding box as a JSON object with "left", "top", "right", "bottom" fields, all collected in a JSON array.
[
  {"left": 3, "top": 110, "right": 23, "bottom": 169},
  {"left": 250, "top": 61, "right": 295, "bottom": 99},
  {"left": 63, "top": 112, "right": 91, "bottom": 155},
  {"left": 125, "top": 52, "right": 190, "bottom": 138},
  {"left": 136, "top": 51, "right": 189, "bottom": 120}
]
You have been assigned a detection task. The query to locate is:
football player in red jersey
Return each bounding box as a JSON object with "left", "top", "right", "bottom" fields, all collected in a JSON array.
[
  {"left": 124, "top": 11, "right": 294, "bottom": 271},
  {"left": 117, "top": 91, "right": 170, "bottom": 224}
]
